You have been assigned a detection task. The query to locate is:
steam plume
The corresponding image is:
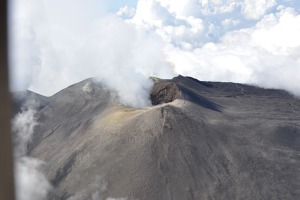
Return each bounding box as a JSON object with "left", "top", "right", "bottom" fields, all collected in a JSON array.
[
  {"left": 9, "top": 0, "right": 175, "bottom": 108},
  {"left": 12, "top": 101, "right": 52, "bottom": 200},
  {"left": 9, "top": 0, "right": 300, "bottom": 106}
]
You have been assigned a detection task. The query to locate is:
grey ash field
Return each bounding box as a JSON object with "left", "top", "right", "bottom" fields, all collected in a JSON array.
[{"left": 13, "top": 76, "right": 300, "bottom": 200}]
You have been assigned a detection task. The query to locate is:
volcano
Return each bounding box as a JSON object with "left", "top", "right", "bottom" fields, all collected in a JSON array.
[{"left": 12, "top": 75, "right": 300, "bottom": 200}]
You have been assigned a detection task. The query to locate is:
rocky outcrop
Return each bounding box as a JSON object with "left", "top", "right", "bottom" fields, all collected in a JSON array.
[{"left": 150, "top": 80, "right": 182, "bottom": 105}]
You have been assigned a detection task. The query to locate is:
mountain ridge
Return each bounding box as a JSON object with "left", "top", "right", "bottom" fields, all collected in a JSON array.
[{"left": 12, "top": 75, "right": 300, "bottom": 200}]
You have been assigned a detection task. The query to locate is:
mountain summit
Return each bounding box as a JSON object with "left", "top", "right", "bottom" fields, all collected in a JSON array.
[{"left": 12, "top": 76, "right": 300, "bottom": 200}]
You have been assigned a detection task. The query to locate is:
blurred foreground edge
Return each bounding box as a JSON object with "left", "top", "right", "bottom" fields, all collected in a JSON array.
[{"left": 0, "top": 0, "right": 16, "bottom": 200}]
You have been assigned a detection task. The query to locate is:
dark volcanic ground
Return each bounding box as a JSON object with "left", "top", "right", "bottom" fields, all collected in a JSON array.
[{"left": 12, "top": 76, "right": 300, "bottom": 200}]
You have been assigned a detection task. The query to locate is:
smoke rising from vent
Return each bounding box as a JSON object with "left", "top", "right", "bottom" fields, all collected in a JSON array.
[
  {"left": 9, "top": 0, "right": 175, "bottom": 108},
  {"left": 12, "top": 101, "right": 128, "bottom": 200},
  {"left": 9, "top": 0, "right": 300, "bottom": 108},
  {"left": 12, "top": 102, "right": 52, "bottom": 200},
  {"left": 12, "top": 100, "right": 38, "bottom": 157},
  {"left": 15, "top": 157, "right": 52, "bottom": 200}
]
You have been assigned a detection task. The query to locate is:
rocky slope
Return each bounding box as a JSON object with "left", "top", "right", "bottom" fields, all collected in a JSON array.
[{"left": 13, "top": 76, "right": 300, "bottom": 200}]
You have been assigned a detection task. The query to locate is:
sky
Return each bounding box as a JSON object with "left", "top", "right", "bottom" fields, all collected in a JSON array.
[
  {"left": 9, "top": 0, "right": 300, "bottom": 107},
  {"left": 108, "top": 0, "right": 138, "bottom": 11}
]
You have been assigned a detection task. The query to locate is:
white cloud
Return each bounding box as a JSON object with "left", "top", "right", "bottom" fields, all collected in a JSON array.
[
  {"left": 200, "top": 0, "right": 239, "bottom": 15},
  {"left": 131, "top": 0, "right": 261, "bottom": 48},
  {"left": 9, "top": 0, "right": 300, "bottom": 108},
  {"left": 242, "top": 0, "right": 277, "bottom": 20},
  {"left": 251, "top": 7, "right": 300, "bottom": 54},
  {"left": 132, "top": 1, "right": 208, "bottom": 49},
  {"left": 117, "top": 6, "right": 136, "bottom": 19},
  {"left": 9, "top": 0, "right": 175, "bottom": 108},
  {"left": 221, "top": 18, "right": 240, "bottom": 27},
  {"left": 164, "top": 6, "right": 300, "bottom": 95},
  {"left": 128, "top": 0, "right": 300, "bottom": 96}
]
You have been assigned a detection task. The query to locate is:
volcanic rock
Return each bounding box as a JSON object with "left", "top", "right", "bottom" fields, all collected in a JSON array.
[
  {"left": 12, "top": 76, "right": 300, "bottom": 200},
  {"left": 150, "top": 78, "right": 182, "bottom": 105}
]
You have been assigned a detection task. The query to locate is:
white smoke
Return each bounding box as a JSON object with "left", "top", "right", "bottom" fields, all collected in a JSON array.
[
  {"left": 12, "top": 101, "right": 38, "bottom": 157},
  {"left": 9, "top": 0, "right": 175, "bottom": 108},
  {"left": 12, "top": 102, "right": 52, "bottom": 200},
  {"left": 9, "top": 0, "right": 300, "bottom": 108},
  {"left": 15, "top": 157, "right": 51, "bottom": 200},
  {"left": 12, "top": 101, "right": 127, "bottom": 200}
]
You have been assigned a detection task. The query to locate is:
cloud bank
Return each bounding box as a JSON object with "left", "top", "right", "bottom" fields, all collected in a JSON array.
[
  {"left": 130, "top": 0, "right": 300, "bottom": 95},
  {"left": 9, "top": 0, "right": 300, "bottom": 109}
]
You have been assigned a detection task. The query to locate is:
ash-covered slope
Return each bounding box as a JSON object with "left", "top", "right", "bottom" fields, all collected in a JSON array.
[
  {"left": 13, "top": 76, "right": 300, "bottom": 200},
  {"left": 11, "top": 90, "right": 49, "bottom": 115}
]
